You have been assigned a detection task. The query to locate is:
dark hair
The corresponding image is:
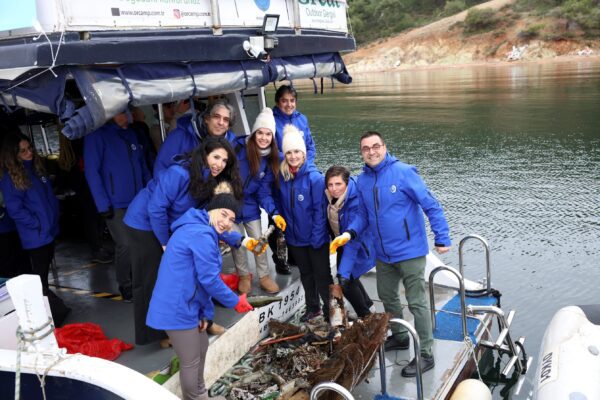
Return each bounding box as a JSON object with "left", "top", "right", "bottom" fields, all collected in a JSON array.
[
  {"left": 359, "top": 131, "right": 385, "bottom": 146},
  {"left": 202, "top": 99, "right": 236, "bottom": 128},
  {"left": 247, "top": 132, "right": 280, "bottom": 188},
  {"left": 0, "top": 132, "right": 46, "bottom": 190},
  {"left": 325, "top": 165, "right": 350, "bottom": 186},
  {"left": 274, "top": 85, "right": 298, "bottom": 104},
  {"left": 186, "top": 137, "right": 243, "bottom": 205}
]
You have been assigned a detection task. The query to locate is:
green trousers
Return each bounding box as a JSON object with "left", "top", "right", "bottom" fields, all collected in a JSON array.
[{"left": 376, "top": 256, "right": 433, "bottom": 356}]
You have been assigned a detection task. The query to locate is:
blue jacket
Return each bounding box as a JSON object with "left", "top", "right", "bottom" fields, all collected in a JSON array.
[
  {"left": 154, "top": 114, "right": 237, "bottom": 176},
  {"left": 273, "top": 107, "right": 316, "bottom": 162},
  {"left": 84, "top": 122, "right": 151, "bottom": 212},
  {"left": 147, "top": 163, "right": 198, "bottom": 246},
  {"left": 0, "top": 161, "right": 59, "bottom": 249},
  {"left": 234, "top": 136, "right": 278, "bottom": 223},
  {"left": 122, "top": 179, "right": 157, "bottom": 232},
  {"left": 277, "top": 161, "right": 328, "bottom": 248},
  {"left": 0, "top": 189, "right": 17, "bottom": 234},
  {"left": 330, "top": 178, "right": 376, "bottom": 280},
  {"left": 146, "top": 208, "right": 240, "bottom": 330},
  {"left": 124, "top": 162, "right": 242, "bottom": 247},
  {"left": 355, "top": 154, "right": 451, "bottom": 263}
]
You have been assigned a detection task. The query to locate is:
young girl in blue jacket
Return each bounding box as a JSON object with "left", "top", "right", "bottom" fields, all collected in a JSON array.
[
  {"left": 124, "top": 137, "right": 244, "bottom": 345},
  {"left": 230, "top": 108, "right": 286, "bottom": 295},
  {"left": 146, "top": 182, "right": 253, "bottom": 400},
  {"left": 0, "top": 133, "right": 70, "bottom": 325},
  {"left": 276, "top": 124, "right": 332, "bottom": 322}
]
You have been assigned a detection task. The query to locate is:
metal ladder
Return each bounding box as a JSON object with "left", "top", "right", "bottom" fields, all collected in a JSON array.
[{"left": 429, "top": 234, "right": 531, "bottom": 380}]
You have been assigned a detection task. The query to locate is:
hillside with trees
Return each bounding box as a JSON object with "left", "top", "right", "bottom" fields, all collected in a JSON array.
[{"left": 345, "top": 0, "right": 600, "bottom": 72}]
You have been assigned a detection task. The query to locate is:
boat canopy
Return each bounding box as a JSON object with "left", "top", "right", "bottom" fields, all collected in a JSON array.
[{"left": 0, "top": 0, "right": 355, "bottom": 137}]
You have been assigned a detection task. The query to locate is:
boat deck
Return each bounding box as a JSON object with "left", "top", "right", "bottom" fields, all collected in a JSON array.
[{"left": 47, "top": 236, "right": 489, "bottom": 400}]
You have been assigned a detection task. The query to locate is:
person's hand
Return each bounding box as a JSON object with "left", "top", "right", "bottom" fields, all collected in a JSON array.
[
  {"left": 242, "top": 237, "right": 266, "bottom": 254},
  {"left": 330, "top": 232, "right": 351, "bottom": 254},
  {"left": 198, "top": 319, "right": 208, "bottom": 332},
  {"left": 234, "top": 293, "right": 253, "bottom": 313},
  {"left": 99, "top": 207, "right": 114, "bottom": 219},
  {"left": 434, "top": 246, "right": 451, "bottom": 254},
  {"left": 273, "top": 215, "right": 286, "bottom": 232},
  {"left": 331, "top": 284, "right": 343, "bottom": 299}
]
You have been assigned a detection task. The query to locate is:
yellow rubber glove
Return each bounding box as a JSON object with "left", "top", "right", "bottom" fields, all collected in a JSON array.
[
  {"left": 273, "top": 215, "right": 287, "bottom": 232},
  {"left": 242, "top": 237, "right": 268, "bottom": 255},
  {"left": 242, "top": 237, "right": 260, "bottom": 252},
  {"left": 329, "top": 232, "right": 351, "bottom": 254}
]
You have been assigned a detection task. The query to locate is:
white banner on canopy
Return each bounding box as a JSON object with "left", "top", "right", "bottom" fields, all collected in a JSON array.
[
  {"left": 295, "top": 0, "right": 348, "bottom": 33},
  {"left": 219, "top": 0, "right": 292, "bottom": 28},
  {"left": 59, "top": 0, "right": 213, "bottom": 29}
]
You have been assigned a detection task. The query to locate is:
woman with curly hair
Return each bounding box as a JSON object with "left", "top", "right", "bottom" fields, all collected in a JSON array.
[
  {"left": 125, "top": 137, "right": 256, "bottom": 345},
  {"left": 0, "top": 132, "right": 70, "bottom": 325}
]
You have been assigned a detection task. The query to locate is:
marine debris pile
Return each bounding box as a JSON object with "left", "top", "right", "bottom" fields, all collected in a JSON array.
[{"left": 209, "top": 312, "right": 390, "bottom": 400}]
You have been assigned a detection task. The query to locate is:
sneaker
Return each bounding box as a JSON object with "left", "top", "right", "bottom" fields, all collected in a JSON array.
[
  {"left": 119, "top": 286, "right": 133, "bottom": 303},
  {"left": 401, "top": 354, "right": 435, "bottom": 377},
  {"left": 300, "top": 310, "right": 323, "bottom": 323},
  {"left": 91, "top": 248, "right": 113, "bottom": 264},
  {"left": 384, "top": 335, "right": 410, "bottom": 351},
  {"left": 275, "top": 262, "right": 291, "bottom": 275},
  {"left": 219, "top": 242, "right": 231, "bottom": 256}
]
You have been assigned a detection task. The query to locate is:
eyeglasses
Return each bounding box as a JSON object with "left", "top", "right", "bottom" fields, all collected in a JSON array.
[{"left": 360, "top": 143, "right": 383, "bottom": 154}]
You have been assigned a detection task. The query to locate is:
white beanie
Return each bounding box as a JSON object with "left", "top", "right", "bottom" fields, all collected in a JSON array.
[
  {"left": 282, "top": 124, "right": 306, "bottom": 155},
  {"left": 251, "top": 107, "right": 276, "bottom": 136}
]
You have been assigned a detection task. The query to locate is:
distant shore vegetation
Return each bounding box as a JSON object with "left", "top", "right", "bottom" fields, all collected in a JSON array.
[{"left": 348, "top": 0, "right": 600, "bottom": 44}]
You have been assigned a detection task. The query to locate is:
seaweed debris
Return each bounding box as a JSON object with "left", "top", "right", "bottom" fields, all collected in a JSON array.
[{"left": 209, "top": 313, "right": 390, "bottom": 400}]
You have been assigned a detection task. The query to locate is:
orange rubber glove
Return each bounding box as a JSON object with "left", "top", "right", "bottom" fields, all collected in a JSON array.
[
  {"left": 330, "top": 232, "right": 351, "bottom": 254},
  {"left": 234, "top": 293, "right": 253, "bottom": 313}
]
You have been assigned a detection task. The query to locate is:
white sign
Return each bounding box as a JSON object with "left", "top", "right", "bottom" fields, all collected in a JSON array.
[
  {"left": 256, "top": 278, "right": 305, "bottom": 338},
  {"left": 59, "top": 0, "right": 213, "bottom": 29},
  {"left": 296, "top": 0, "right": 347, "bottom": 33},
  {"left": 220, "top": 0, "right": 292, "bottom": 28}
]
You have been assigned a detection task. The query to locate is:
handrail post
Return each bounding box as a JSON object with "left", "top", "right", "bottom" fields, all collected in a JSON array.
[
  {"left": 157, "top": 103, "right": 166, "bottom": 143},
  {"left": 459, "top": 234, "right": 491, "bottom": 291},
  {"left": 428, "top": 265, "right": 467, "bottom": 339},
  {"left": 389, "top": 319, "right": 424, "bottom": 400},
  {"left": 210, "top": 0, "right": 223, "bottom": 36}
]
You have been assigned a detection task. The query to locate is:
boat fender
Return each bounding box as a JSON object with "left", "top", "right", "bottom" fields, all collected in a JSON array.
[{"left": 449, "top": 379, "right": 492, "bottom": 400}]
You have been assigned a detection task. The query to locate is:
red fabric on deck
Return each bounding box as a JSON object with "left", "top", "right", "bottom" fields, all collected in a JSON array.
[{"left": 55, "top": 322, "right": 133, "bottom": 361}]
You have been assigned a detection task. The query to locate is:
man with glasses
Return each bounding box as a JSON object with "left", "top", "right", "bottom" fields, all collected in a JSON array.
[
  {"left": 332, "top": 131, "right": 451, "bottom": 377},
  {"left": 154, "top": 99, "right": 237, "bottom": 176}
]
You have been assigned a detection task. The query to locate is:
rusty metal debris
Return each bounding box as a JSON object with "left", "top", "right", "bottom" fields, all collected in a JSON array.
[{"left": 209, "top": 312, "right": 390, "bottom": 400}]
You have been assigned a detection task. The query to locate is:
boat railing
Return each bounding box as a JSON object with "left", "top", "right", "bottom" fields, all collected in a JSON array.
[
  {"left": 459, "top": 234, "right": 492, "bottom": 292},
  {"left": 385, "top": 319, "right": 424, "bottom": 400},
  {"left": 428, "top": 265, "right": 468, "bottom": 339},
  {"left": 310, "top": 381, "right": 354, "bottom": 400},
  {"left": 467, "top": 305, "right": 531, "bottom": 378}
]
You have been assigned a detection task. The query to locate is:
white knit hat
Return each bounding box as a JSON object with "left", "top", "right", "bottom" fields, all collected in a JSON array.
[
  {"left": 251, "top": 107, "right": 276, "bottom": 136},
  {"left": 282, "top": 124, "right": 306, "bottom": 155}
]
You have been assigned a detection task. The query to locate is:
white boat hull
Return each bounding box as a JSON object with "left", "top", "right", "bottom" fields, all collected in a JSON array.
[{"left": 535, "top": 305, "right": 600, "bottom": 399}]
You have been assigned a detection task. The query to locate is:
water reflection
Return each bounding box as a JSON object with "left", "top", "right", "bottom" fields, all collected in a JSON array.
[{"left": 270, "top": 60, "right": 600, "bottom": 399}]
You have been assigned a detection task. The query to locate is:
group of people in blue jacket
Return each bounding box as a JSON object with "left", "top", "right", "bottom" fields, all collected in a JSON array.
[{"left": 0, "top": 83, "right": 452, "bottom": 398}]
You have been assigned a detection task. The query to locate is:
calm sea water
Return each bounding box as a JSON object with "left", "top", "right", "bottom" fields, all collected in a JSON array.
[{"left": 274, "top": 60, "right": 600, "bottom": 398}]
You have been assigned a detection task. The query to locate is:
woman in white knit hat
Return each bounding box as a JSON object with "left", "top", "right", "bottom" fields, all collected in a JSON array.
[
  {"left": 276, "top": 124, "right": 332, "bottom": 322},
  {"left": 229, "top": 108, "right": 287, "bottom": 294}
]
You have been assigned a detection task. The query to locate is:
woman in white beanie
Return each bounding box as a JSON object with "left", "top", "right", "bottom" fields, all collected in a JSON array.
[
  {"left": 277, "top": 124, "right": 332, "bottom": 322},
  {"left": 229, "top": 108, "right": 287, "bottom": 294}
]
